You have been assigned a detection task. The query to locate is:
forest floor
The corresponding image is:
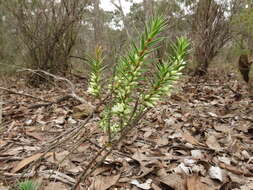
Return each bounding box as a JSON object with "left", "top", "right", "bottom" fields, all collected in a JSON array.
[{"left": 0, "top": 71, "right": 252, "bottom": 190}]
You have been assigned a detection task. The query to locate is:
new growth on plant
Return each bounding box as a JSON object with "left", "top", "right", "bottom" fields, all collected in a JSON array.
[
  {"left": 87, "top": 16, "right": 189, "bottom": 140},
  {"left": 142, "top": 37, "right": 189, "bottom": 108},
  {"left": 87, "top": 46, "right": 105, "bottom": 98}
]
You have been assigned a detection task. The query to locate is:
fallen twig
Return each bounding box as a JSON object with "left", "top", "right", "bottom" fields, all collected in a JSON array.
[
  {"left": 0, "top": 87, "right": 51, "bottom": 103},
  {"left": 29, "top": 94, "right": 73, "bottom": 108},
  {"left": 20, "top": 69, "right": 89, "bottom": 105},
  {"left": 3, "top": 170, "right": 76, "bottom": 185}
]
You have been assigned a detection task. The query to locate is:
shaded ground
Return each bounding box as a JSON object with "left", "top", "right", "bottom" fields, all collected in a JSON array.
[{"left": 0, "top": 73, "right": 252, "bottom": 190}]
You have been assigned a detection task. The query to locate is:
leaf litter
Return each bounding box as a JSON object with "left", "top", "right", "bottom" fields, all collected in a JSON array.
[{"left": 0, "top": 75, "right": 253, "bottom": 189}]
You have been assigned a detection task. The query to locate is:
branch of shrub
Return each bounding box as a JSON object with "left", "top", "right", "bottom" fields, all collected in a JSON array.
[{"left": 72, "top": 16, "right": 189, "bottom": 189}]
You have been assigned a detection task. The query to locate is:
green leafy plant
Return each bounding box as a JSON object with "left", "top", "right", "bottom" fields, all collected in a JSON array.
[
  {"left": 87, "top": 46, "right": 105, "bottom": 98},
  {"left": 87, "top": 16, "right": 189, "bottom": 142},
  {"left": 17, "top": 180, "right": 40, "bottom": 190}
]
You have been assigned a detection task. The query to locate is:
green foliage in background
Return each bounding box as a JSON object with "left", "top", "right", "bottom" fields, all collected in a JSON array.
[
  {"left": 232, "top": 7, "right": 253, "bottom": 38},
  {"left": 231, "top": 5, "right": 253, "bottom": 54}
]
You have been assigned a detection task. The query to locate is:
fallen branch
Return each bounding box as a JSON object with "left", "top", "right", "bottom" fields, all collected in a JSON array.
[
  {"left": 0, "top": 87, "right": 76, "bottom": 109},
  {"left": 20, "top": 69, "right": 90, "bottom": 105},
  {"left": 69, "top": 55, "right": 88, "bottom": 62},
  {"left": 3, "top": 170, "right": 76, "bottom": 185},
  {"left": 29, "top": 95, "right": 73, "bottom": 109},
  {"left": 0, "top": 87, "right": 50, "bottom": 103}
]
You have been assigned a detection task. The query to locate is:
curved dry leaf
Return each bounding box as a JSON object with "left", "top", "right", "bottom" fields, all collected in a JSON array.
[
  {"left": 240, "top": 182, "right": 253, "bottom": 190},
  {"left": 151, "top": 183, "right": 162, "bottom": 190},
  {"left": 182, "top": 131, "right": 204, "bottom": 146},
  {"left": 206, "top": 135, "right": 221, "bottom": 151},
  {"left": 90, "top": 174, "right": 120, "bottom": 190},
  {"left": 11, "top": 153, "right": 43, "bottom": 173},
  {"left": 186, "top": 175, "right": 213, "bottom": 190},
  {"left": 44, "top": 182, "right": 68, "bottom": 190},
  {"left": 157, "top": 169, "right": 185, "bottom": 190},
  {"left": 132, "top": 150, "right": 159, "bottom": 178},
  {"left": 25, "top": 131, "right": 44, "bottom": 141},
  {"left": 11, "top": 152, "right": 52, "bottom": 173},
  {"left": 219, "top": 162, "right": 253, "bottom": 177},
  {"left": 219, "top": 182, "right": 240, "bottom": 190}
]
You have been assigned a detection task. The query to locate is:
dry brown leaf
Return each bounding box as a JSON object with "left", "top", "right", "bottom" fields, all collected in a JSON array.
[
  {"left": 219, "top": 182, "right": 240, "bottom": 190},
  {"left": 25, "top": 131, "right": 44, "bottom": 141},
  {"left": 11, "top": 153, "right": 43, "bottom": 173},
  {"left": 186, "top": 175, "right": 212, "bottom": 190},
  {"left": 228, "top": 139, "right": 242, "bottom": 153},
  {"left": 132, "top": 150, "right": 160, "bottom": 178},
  {"left": 142, "top": 127, "right": 154, "bottom": 138},
  {"left": 44, "top": 182, "right": 68, "bottom": 190},
  {"left": 157, "top": 169, "right": 185, "bottom": 190},
  {"left": 240, "top": 182, "right": 253, "bottom": 190},
  {"left": 11, "top": 152, "right": 52, "bottom": 173},
  {"left": 0, "top": 140, "right": 7, "bottom": 147},
  {"left": 93, "top": 166, "right": 111, "bottom": 176},
  {"left": 206, "top": 135, "right": 221, "bottom": 151},
  {"left": 46, "top": 151, "right": 74, "bottom": 169},
  {"left": 213, "top": 125, "right": 231, "bottom": 133},
  {"left": 151, "top": 183, "right": 162, "bottom": 190},
  {"left": 156, "top": 136, "right": 169, "bottom": 146},
  {"left": 90, "top": 174, "right": 120, "bottom": 190},
  {"left": 4, "top": 147, "right": 23, "bottom": 156},
  {"left": 219, "top": 162, "right": 253, "bottom": 177},
  {"left": 73, "top": 103, "right": 95, "bottom": 119},
  {"left": 182, "top": 131, "right": 204, "bottom": 146},
  {"left": 0, "top": 187, "right": 9, "bottom": 190},
  {"left": 53, "top": 116, "right": 65, "bottom": 125}
]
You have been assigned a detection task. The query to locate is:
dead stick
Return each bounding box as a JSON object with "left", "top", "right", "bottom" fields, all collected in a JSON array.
[
  {"left": 0, "top": 87, "right": 51, "bottom": 103},
  {"left": 20, "top": 69, "right": 89, "bottom": 104},
  {"left": 29, "top": 95, "right": 73, "bottom": 108}
]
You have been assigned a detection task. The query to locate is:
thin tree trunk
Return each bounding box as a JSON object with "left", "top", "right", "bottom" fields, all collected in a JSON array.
[
  {"left": 93, "top": 0, "right": 102, "bottom": 46},
  {"left": 143, "top": 0, "right": 154, "bottom": 22},
  {"left": 194, "top": 47, "right": 209, "bottom": 76},
  {"left": 111, "top": 0, "right": 131, "bottom": 39}
]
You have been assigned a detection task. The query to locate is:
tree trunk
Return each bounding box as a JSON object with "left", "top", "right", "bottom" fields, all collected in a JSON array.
[
  {"left": 191, "top": 0, "right": 233, "bottom": 76},
  {"left": 93, "top": 0, "right": 102, "bottom": 47},
  {"left": 194, "top": 60, "right": 209, "bottom": 76},
  {"left": 111, "top": 0, "right": 131, "bottom": 39},
  {"left": 143, "top": 0, "right": 154, "bottom": 22}
]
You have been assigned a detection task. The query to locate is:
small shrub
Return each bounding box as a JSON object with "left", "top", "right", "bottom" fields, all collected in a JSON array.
[
  {"left": 86, "top": 16, "right": 189, "bottom": 142},
  {"left": 5, "top": 0, "right": 88, "bottom": 86}
]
